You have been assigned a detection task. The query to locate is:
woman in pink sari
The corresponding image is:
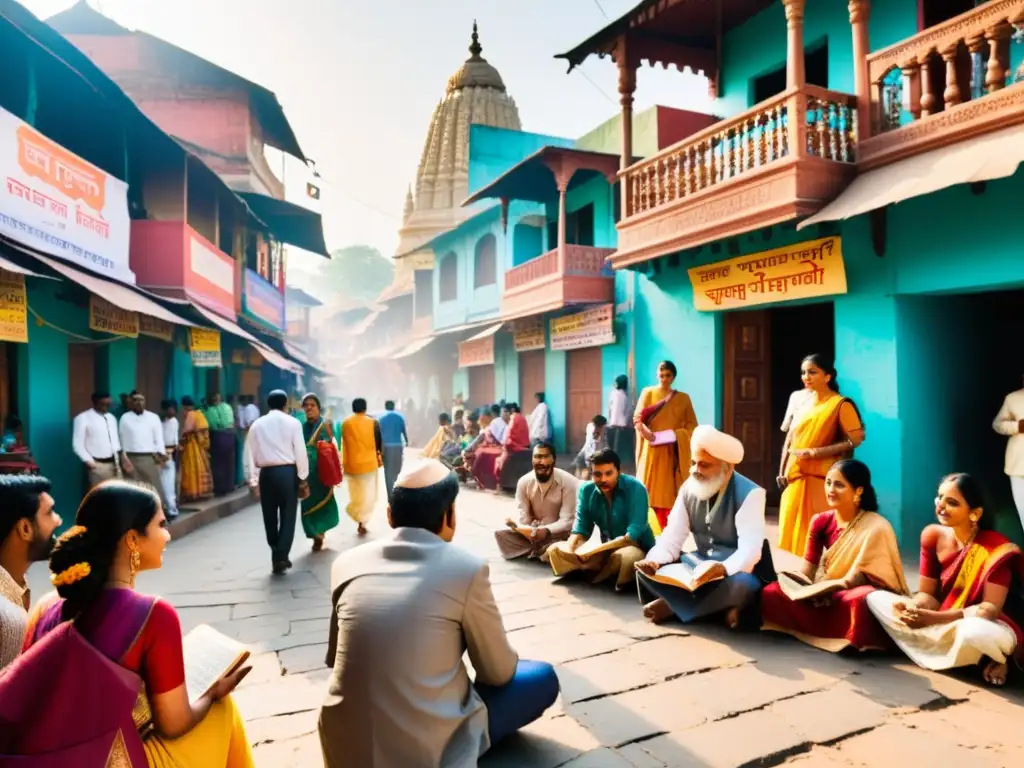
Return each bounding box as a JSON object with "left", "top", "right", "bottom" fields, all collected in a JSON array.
[
  {"left": 472, "top": 404, "right": 509, "bottom": 491},
  {"left": 496, "top": 403, "right": 531, "bottom": 474},
  {"left": 634, "top": 360, "right": 698, "bottom": 529}
]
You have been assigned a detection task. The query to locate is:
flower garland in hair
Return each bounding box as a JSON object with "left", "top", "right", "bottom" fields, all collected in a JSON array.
[
  {"left": 51, "top": 562, "right": 91, "bottom": 587},
  {"left": 56, "top": 525, "right": 88, "bottom": 545}
]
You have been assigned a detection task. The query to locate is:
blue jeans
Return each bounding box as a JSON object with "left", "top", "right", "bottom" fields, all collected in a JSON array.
[{"left": 475, "top": 659, "right": 560, "bottom": 745}]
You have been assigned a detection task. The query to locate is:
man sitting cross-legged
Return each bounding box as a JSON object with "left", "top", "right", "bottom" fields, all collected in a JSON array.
[
  {"left": 635, "top": 425, "right": 775, "bottom": 629},
  {"left": 547, "top": 448, "right": 654, "bottom": 591},
  {"left": 319, "top": 458, "right": 560, "bottom": 768},
  {"left": 495, "top": 441, "right": 578, "bottom": 562}
]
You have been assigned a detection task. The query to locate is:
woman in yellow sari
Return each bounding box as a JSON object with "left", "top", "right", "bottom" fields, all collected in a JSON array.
[
  {"left": 179, "top": 395, "right": 213, "bottom": 503},
  {"left": 634, "top": 360, "right": 698, "bottom": 529},
  {"left": 777, "top": 354, "right": 865, "bottom": 555}
]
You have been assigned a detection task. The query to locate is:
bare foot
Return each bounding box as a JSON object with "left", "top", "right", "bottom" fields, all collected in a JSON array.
[
  {"left": 357, "top": 523, "right": 368, "bottom": 536},
  {"left": 983, "top": 659, "right": 1008, "bottom": 686},
  {"left": 312, "top": 535, "right": 324, "bottom": 552},
  {"left": 724, "top": 607, "right": 741, "bottom": 630},
  {"left": 642, "top": 598, "right": 674, "bottom": 624}
]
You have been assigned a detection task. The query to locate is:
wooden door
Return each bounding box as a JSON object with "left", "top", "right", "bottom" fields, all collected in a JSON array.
[
  {"left": 468, "top": 365, "right": 494, "bottom": 405},
  {"left": 136, "top": 337, "right": 169, "bottom": 406},
  {"left": 723, "top": 311, "right": 773, "bottom": 497},
  {"left": 68, "top": 344, "right": 96, "bottom": 418},
  {"left": 518, "top": 350, "right": 546, "bottom": 417},
  {"left": 566, "top": 346, "right": 603, "bottom": 451}
]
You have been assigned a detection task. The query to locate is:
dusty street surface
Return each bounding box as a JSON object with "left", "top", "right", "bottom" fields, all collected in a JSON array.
[{"left": 30, "top": 467, "right": 1024, "bottom": 767}]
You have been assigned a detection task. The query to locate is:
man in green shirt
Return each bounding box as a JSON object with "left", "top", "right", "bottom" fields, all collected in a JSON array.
[
  {"left": 204, "top": 392, "right": 237, "bottom": 496},
  {"left": 547, "top": 448, "right": 653, "bottom": 590}
]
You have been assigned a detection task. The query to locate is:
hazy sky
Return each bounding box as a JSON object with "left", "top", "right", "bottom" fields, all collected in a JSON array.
[{"left": 22, "top": 0, "right": 709, "bottom": 272}]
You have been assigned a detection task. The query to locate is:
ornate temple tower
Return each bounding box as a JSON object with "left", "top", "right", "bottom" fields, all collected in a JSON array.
[{"left": 395, "top": 23, "right": 522, "bottom": 256}]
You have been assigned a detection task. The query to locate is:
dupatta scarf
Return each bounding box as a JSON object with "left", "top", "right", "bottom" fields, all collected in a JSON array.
[
  {"left": 820, "top": 511, "right": 910, "bottom": 595},
  {"left": 938, "top": 529, "right": 1021, "bottom": 612}
]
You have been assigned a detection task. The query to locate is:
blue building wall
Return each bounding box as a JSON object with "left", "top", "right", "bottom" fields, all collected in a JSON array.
[{"left": 467, "top": 125, "right": 574, "bottom": 195}]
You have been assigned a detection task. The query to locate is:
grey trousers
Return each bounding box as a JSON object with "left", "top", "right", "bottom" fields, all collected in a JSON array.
[{"left": 383, "top": 445, "right": 404, "bottom": 501}]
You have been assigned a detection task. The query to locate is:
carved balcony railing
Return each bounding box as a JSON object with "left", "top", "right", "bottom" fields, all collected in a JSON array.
[
  {"left": 864, "top": 0, "right": 1024, "bottom": 167},
  {"left": 613, "top": 86, "right": 858, "bottom": 267},
  {"left": 501, "top": 245, "right": 615, "bottom": 319}
]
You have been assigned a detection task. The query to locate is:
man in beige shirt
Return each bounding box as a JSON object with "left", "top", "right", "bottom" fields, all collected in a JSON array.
[
  {"left": 992, "top": 378, "right": 1024, "bottom": 527},
  {"left": 495, "top": 441, "right": 577, "bottom": 561},
  {"left": 319, "top": 459, "right": 559, "bottom": 767},
  {"left": 0, "top": 476, "right": 62, "bottom": 669}
]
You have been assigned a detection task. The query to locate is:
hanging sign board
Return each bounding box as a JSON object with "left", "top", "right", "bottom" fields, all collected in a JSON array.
[
  {"left": 0, "top": 270, "right": 27, "bottom": 343},
  {"left": 190, "top": 328, "right": 222, "bottom": 368},
  {"left": 549, "top": 303, "right": 615, "bottom": 351},
  {"left": 139, "top": 314, "right": 174, "bottom": 342},
  {"left": 687, "top": 236, "right": 847, "bottom": 311},
  {"left": 513, "top": 317, "right": 545, "bottom": 352},
  {"left": 458, "top": 336, "right": 495, "bottom": 368},
  {"left": 89, "top": 295, "right": 138, "bottom": 337}
]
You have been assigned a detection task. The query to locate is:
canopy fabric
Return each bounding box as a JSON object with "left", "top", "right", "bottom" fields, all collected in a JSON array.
[
  {"left": 392, "top": 336, "right": 435, "bottom": 360},
  {"left": 29, "top": 253, "right": 194, "bottom": 326},
  {"left": 464, "top": 322, "right": 503, "bottom": 342},
  {"left": 237, "top": 193, "right": 330, "bottom": 257},
  {"left": 800, "top": 123, "right": 1024, "bottom": 229},
  {"left": 249, "top": 342, "right": 302, "bottom": 374},
  {"left": 0, "top": 252, "right": 51, "bottom": 279},
  {"left": 193, "top": 303, "right": 260, "bottom": 343}
]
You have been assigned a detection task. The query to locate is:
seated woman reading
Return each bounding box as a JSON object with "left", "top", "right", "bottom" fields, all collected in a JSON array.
[
  {"left": 866, "top": 473, "right": 1023, "bottom": 686},
  {"left": 21, "top": 481, "right": 254, "bottom": 766},
  {"left": 762, "top": 459, "right": 909, "bottom": 652}
]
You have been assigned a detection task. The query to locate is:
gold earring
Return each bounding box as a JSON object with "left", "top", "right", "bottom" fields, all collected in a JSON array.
[{"left": 129, "top": 549, "right": 141, "bottom": 587}]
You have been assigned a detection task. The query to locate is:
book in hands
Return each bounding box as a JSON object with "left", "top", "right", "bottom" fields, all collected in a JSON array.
[
  {"left": 777, "top": 570, "right": 846, "bottom": 601},
  {"left": 646, "top": 559, "right": 726, "bottom": 592},
  {"left": 575, "top": 537, "right": 629, "bottom": 561},
  {"left": 181, "top": 624, "right": 251, "bottom": 704}
]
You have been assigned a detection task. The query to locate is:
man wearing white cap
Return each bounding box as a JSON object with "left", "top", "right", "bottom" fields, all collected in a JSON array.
[
  {"left": 319, "top": 458, "right": 559, "bottom": 767},
  {"left": 635, "top": 425, "right": 775, "bottom": 629}
]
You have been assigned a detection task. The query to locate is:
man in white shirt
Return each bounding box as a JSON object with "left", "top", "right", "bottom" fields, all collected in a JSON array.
[
  {"left": 160, "top": 399, "right": 180, "bottom": 520},
  {"left": 72, "top": 391, "right": 124, "bottom": 489},
  {"left": 993, "top": 376, "right": 1024, "bottom": 527},
  {"left": 635, "top": 425, "right": 774, "bottom": 629},
  {"left": 607, "top": 374, "right": 633, "bottom": 470},
  {"left": 247, "top": 389, "right": 310, "bottom": 575},
  {"left": 527, "top": 393, "right": 550, "bottom": 444},
  {"left": 119, "top": 392, "right": 168, "bottom": 510},
  {"left": 239, "top": 395, "right": 260, "bottom": 486}
]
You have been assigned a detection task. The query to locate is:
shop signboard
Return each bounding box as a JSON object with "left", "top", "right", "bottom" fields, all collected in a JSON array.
[
  {"left": 139, "top": 315, "right": 174, "bottom": 342},
  {"left": 512, "top": 317, "right": 545, "bottom": 352},
  {"left": 89, "top": 295, "right": 138, "bottom": 337},
  {"left": 190, "top": 327, "right": 222, "bottom": 368},
  {"left": 458, "top": 336, "right": 495, "bottom": 368},
  {"left": 186, "top": 233, "right": 235, "bottom": 319},
  {"left": 0, "top": 270, "right": 27, "bottom": 343},
  {"left": 242, "top": 268, "right": 285, "bottom": 331},
  {"left": 0, "top": 107, "right": 133, "bottom": 284},
  {"left": 687, "top": 237, "right": 847, "bottom": 311},
  {"left": 549, "top": 304, "right": 615, "bottom": 351}
]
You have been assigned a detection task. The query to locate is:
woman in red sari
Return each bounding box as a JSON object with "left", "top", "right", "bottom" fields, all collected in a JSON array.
[
  {"left": 634, "top": 361, "right": 698, "bottom": 529},
  {"left": 496, "top": 403, "right": 530, "bottom": 474},
  {"left": 762, "top": 459, "right": 909, "bottom": 652},
  {"left": 22, "top": 481, "right": 254, "bottom": 766},
  {"left": 867, "top": 473, "right": 1023, "bottom": 686},
  {"left": 471, "top": 404, "right": 508, "bottom": 491}
]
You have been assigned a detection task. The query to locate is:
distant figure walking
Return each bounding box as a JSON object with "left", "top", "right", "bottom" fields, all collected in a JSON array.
[
  {"left": 378, "top": 400, "right": 408, "bottom": 501},
  {"left": 342, "top": 398, "right": 383, "bottom": 536}
]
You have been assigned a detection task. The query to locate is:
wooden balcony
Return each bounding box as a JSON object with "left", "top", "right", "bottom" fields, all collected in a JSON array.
[
  {"left": 613, "top": 86, "right": 858, "bottom": 268},
  {"left": 862, "top": 0, "right": 1024, "bottom": 169},
  {"left": 501, "top": 245, "right": 615, "bottom": 320}
]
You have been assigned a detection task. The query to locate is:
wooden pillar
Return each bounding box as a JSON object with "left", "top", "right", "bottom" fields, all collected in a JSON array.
[
  {"left": 617, "top": 36, "right": 637, "bottom": 218},
  {"left": 557, "top": 183, "right": 568, "bottom": 271},
  {"left": 849, "top": 0, "right": 871, "bottom": 138},
  {"left": 783, "top": 0, "right": 806, "bottom": 90}
]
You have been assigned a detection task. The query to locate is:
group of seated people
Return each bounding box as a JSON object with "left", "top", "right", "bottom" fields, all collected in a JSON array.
[
  {"left": 496, "top": 428, "right": 1024, "bottom": 688},
  {"left": 452, "top": 403, "right": 532, "bottom": 492}
]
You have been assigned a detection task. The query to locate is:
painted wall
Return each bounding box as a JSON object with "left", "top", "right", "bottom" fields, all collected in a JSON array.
[
  {"left": 467, "top": 125, "right": 574, "bottom": 195},
  {"left": 575, "top": 105, "right": 721, "bottom": 157}
]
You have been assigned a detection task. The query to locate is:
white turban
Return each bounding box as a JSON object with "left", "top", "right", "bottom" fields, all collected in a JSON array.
[
  {"left": 690, "top": 425, "right": 744, "bottom": 465},
  {"left": 395, "top": 458, "right": 452, "bottom": 489}
]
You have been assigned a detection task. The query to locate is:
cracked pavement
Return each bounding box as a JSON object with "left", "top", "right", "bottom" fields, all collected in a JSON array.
[{"left": 31, "top": 468, "right": 1024, "bottom": 767}]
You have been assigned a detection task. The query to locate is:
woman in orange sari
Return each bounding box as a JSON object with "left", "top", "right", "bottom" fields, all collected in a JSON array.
[
  {"left": 777, "top": 354, "right": 865, "bottom": 555},
  {"left": 867, "top": 473, "right": 1023, "bottom": 686},
  {"left": 178, "top": 396, "right": 213, "bottom": 503},
  {"left": 634, "top": 361, "right": 698, "bottom": 529}
]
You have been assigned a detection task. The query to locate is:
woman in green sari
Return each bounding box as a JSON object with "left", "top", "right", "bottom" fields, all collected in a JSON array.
[{"left": 301, "top": 393, "right": 341, "bottom": 551}]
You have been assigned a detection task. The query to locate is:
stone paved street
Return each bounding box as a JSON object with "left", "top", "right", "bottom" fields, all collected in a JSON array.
[{"left": 29, "top": 466, "right": 1024, "bottom": 767}]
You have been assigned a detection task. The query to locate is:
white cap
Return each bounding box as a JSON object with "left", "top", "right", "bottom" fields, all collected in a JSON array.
[
  {"left": 395, "top": 458, "right": 452, "bottom": 489},
  {"left": 690, "top": 425, "right": 744, "bottom": 464}
]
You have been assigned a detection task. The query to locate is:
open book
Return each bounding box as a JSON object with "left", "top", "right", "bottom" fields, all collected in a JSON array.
[
  {"left": 575, "top": 537, "right": 630, "bottom": 561},
  {"left": 777, "top": 570, "right": 846, "bottom": 601},
  {"left": 646, "top": 556, "right": 726, "bottom": 592}
]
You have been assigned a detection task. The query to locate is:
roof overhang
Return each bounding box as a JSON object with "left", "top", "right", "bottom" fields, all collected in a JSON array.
[{"left": 237, "top": 193, "right": 330, "bottom": 257}]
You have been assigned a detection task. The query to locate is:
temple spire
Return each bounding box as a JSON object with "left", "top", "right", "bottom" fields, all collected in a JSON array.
[
  {"left": 403, "top": 185, "right": 414, "bottom": 221},
  {"left": 469, "top": 20, "right": 482, "bottom": 58}
]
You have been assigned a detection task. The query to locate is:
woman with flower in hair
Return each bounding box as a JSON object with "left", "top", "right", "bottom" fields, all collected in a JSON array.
[{"left": 20, "top": 481, "right": 254, "bottom": 766}]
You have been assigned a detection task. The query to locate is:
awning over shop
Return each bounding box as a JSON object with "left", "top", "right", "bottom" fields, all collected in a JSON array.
[
  {"left": 392, "top": 336, "right": 435, "bottom": 360},
  {"left": 799, "top": 124, "right": 1024, "bottom": 229},
  {"left": 283, "top": 341, "right": 330, "bottom": 376},
  {"left": 0, "top": 252, "right": 53, "bottom": 279},
  {"left": 249, "top": 341, "right": 302, "bottom": 374},
  {"left": 237, "top": 193, "right": 330, "bottom": 258},
  {"left": 29, "top": 252, "right": 194, "bottom": 326},
  {"left": 464, "top": 322, "right": 503, "bottom": 342},
  {"left": 192, "top": 303, "right": 260, "bottom": 343}
]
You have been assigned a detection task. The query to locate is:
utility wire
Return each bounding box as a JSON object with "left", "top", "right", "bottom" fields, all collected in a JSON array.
[
  {"left": 579, "top": 68, "right": 617, "bottom": 104},
  {"left": 593, "top": 0, "right": 609, "bottom": 19}
]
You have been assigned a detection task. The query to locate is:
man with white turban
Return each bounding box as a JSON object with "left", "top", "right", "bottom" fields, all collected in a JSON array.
[
  {"left": 635, "top": 425, "right": 775, "bottom": 628},
  {"left": 319, "top": 458, "right": 559, "bottom": 767}
]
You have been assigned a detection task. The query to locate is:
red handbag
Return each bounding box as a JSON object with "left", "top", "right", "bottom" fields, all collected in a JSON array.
[{"left": 314, "top": 422, "right": 343, "bottom": 487}]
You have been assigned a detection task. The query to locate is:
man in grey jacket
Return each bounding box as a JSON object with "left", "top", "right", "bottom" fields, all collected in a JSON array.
[{"left": 319, "top": 458, "right": 559, "bottom": 767}]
